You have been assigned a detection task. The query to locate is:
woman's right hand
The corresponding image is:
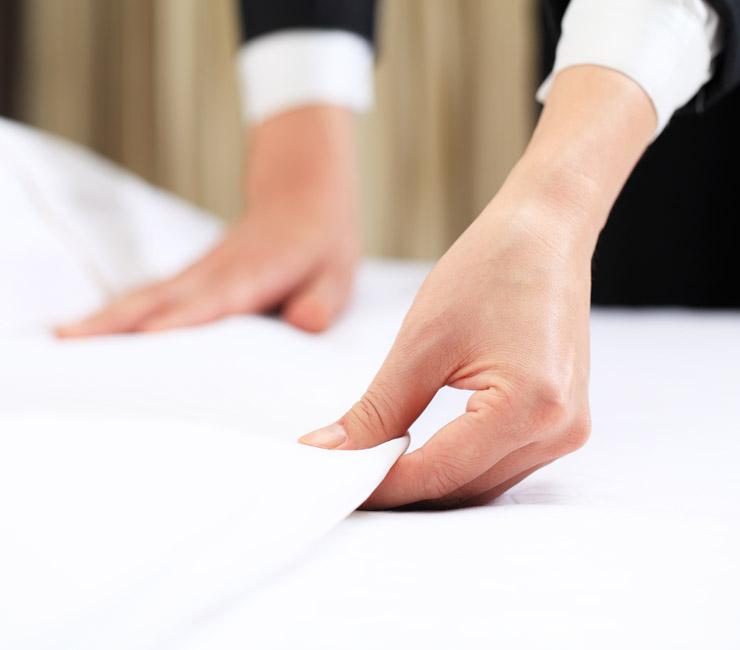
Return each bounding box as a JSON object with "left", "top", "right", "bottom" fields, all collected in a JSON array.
[{"left": 56, "top": 105, "right": 361, "bottom": 337}]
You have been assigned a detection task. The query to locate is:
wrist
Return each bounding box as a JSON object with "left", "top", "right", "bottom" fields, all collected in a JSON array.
[
  {"left": 246, "top": 105, "right": 358, "bottom": 208},
  {"left": 488, "top": 156, "right": 608, "bottom": 263},
  {"left": 484, "top": 66, "right": 656, "bottom": 261}
]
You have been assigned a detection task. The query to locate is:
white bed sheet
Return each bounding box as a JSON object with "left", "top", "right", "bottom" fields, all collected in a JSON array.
[
  {"left": 0, "top": 413, "right": 406, "bottom": 650},
  {"left": 0, "top": 119, "right": 740, "bottom": 650},
  {"left": 183, "top": 307, "right": 740, "bottom": 650},
  {"left": 0, "top": 117, "right": 416, "bottom": 648},
  {"left": 5, "top": 278, "right": 738, "bottom": 650}
]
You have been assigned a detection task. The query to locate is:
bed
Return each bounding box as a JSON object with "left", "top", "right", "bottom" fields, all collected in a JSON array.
[{"left": 1, "top": 118, "right": 738, "bottom": 649}]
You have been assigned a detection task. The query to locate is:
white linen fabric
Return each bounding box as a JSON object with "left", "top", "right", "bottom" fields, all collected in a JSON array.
[
  {"left": 184, "top": 309, "right": 740, "bottom": 650},
  {"left": 238, "top": 1, "right": 721, "bottom": 134},
  {"left": 0, "top": 120, "right": 738, "bottom": 649},
  {"left": 0, "top": 118, "right": 408, "bottom": 649},
  {"left": 0, "top": 414, "right": 406, "bottom": 650},
  {"left": 0, "top": 117, "right": 222, "bottom": 334}
]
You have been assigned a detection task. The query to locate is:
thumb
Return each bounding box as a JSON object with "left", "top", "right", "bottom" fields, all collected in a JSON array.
[{"left": 298, "top": 341, "right": 442, "bottom": 450}]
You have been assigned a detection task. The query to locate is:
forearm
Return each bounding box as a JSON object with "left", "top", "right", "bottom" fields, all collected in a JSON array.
[
  {"left": 495, "top": 65, "right": 656, "bottom": 255},
  {"left": 246, "top": 105, "right": 358, "bottom": 211}
]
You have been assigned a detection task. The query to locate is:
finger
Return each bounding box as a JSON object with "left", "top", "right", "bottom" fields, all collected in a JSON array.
[
  {"left": 457, "top": 462, "right": 551, "bottom": 508},
  {"left": 420, "top": 448, "right": 551, "bottom": 509},
  {"left": 298, "top": 324, "right": 449, "bottom": 450},
  {"left": 435, "top": 415, "right": 591, "bottom": 507},
  {"left": 55, "top": 283, "right": 175, "bottom": 337},
  {"left": 136, "top": 293, "right": 228, "bottom": 332},
  {"left": 136, "top": 260, "right": 304, "bottom": 332},
  {"left": 281, "top": 265, "right": 353, "bottom": 333},
  {"left": 362, "top": 387, "right": 527, "bottom": 509},
  {"left": 365, "top": 463, "right": 546, "bottom": 512}
]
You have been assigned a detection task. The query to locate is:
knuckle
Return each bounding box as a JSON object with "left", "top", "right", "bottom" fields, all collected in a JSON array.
[
  {"left": 528, "top": 377, "right": 592, "bottom": 455},
  {"left": 559, "top": 412, "right": 592, "bottom": 454},
  {"left": 467, "top": 386, "right": 527, "bottom": 445},
  {"left": 423, "top": 450, "right": 468, "bottom": 500},
  {"left": 465, "top": 370, "right": 591, "bottom": 458},
  {"left": 529, "top": 376, "right": 571, "bottom": 430},
  {"left": 467, "top": 385, "right": 508, "bottom": 413},
  {"left": 346, "top": 384, "right": 396, "bottom": 438}
]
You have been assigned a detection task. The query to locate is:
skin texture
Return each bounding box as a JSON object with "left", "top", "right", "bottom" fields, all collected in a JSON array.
[
  {"left": 59, "top": 65, "right": 656, "bottom": 510},
  {"left": 299, "top": 66, "right": 657, "bottom": 509},
  {"left": 56, "top": 106, "right": 360, "bottom": 336}
]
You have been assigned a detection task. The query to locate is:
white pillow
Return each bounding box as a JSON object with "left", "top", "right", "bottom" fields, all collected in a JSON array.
[{"left": 0, "top": 118, "right": 222, "bottom": 334}]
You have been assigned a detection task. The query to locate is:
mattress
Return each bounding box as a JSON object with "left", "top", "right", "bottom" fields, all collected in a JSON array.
[
  {"left": 189, "top": 306, "right": 740, "bottom": 650},
  {"left": 1, "top": 117, "right": 738, "bottom": 649}
]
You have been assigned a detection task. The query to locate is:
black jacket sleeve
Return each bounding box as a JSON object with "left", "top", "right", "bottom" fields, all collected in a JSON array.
[
  {"left": 702, "top": 0, "right": 740, "bottom": 109},
  {"left": 540, "top": 0, "right": 740, "bottom": 114},
  {"left": 238, "top": 0, "right": 377, "bottom": 45}
]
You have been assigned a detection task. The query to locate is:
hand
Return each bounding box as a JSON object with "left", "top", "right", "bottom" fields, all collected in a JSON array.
[
  {"left": 56, "top": 106, "right": 360, "bottom": 336},
  {"left": 299, "top": 66, "right": 656, "bottom": 508},
  {"left": 301, "top": 196, "right": 594, "bottom": 508}
]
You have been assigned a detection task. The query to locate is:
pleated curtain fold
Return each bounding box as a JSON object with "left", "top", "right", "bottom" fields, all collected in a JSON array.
[{"left": 13, "top": 0, "right": 536, "bottom": 259}]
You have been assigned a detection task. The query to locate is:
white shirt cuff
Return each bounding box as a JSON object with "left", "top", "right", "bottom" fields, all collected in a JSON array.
[
  {"left": 238, "top": 29, "right": 374, "bottom": 124},
  {"left": 536, "top": 0, "right": 722, "bottom": 135}
]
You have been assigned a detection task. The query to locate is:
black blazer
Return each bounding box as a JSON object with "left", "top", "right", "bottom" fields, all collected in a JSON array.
[
  {"left": 541, "top": 1, "right": 740, "bottom": 307},
  {"left": 240, "top": 1, "right": 375, "bottom": 44},
  {"left": 239, "top": 0, "right": 740, "bottom": 307}
]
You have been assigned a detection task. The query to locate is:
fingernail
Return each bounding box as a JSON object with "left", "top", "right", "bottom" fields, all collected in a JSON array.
[{"left": 298, "top": 423, "right": 347, "bottom": 449}]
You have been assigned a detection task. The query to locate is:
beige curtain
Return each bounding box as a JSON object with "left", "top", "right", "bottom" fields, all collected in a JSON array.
[
  {"left": 16, "top": 0, "right": 536, "bottom": 259},
  {"left": 17, "top": 0, "right": 245, "bottom": 220}
]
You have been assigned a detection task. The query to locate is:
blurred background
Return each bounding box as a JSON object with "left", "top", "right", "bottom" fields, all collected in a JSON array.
[{"left": 0, "top": 0, "right": 536, "bottom": 259}]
